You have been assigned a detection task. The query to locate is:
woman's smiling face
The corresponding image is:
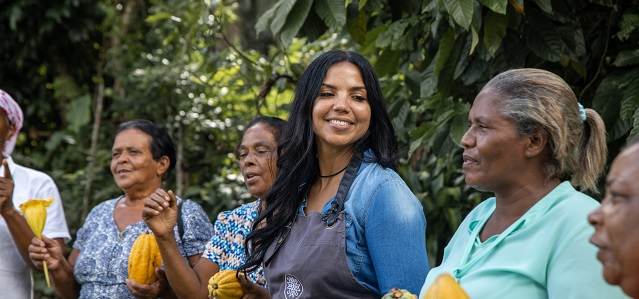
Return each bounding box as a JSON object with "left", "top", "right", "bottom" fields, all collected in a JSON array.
[{"left": 311, "top": 62, "right": 371, "bottom": 154}]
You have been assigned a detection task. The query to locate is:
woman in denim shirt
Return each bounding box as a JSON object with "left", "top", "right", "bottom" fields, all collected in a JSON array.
[{"left": 239, "top": 50, "right": 430, "bottom": 298}]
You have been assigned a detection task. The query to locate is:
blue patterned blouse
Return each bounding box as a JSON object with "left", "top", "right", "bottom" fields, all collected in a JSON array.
[
  {"left": 203, "top": 199, "right": 266, "bottom": 287},
  {"left": 73, "top": 196, "right": 214, "bottom": 299}
]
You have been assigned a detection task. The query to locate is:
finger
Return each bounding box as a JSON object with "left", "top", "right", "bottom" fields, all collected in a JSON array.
[
  {"left": 237, "top": 272, "right": 254, "bottom": 290},
  {"left": 2, "top": 159, "right": 10, "bottom": 179},
  {"left": 41, "top": 235, "right": 58, "bottom": 247},
  {"left": 167, "top": 190, "right": 177, "bottom": 208},
  {"left": 155, "top": 268, "right": 167, "bottom": 283}
]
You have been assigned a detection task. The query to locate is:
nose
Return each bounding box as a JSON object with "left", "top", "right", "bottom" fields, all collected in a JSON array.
[
  {"left": 460, "top": 128, "right": 473, "bottom": 149},
  {"left": 332, "top": 92, "right": 349, "bottom": 112},
  {"left": 588, "top": 206, "right": 603, "bottom": 227}
]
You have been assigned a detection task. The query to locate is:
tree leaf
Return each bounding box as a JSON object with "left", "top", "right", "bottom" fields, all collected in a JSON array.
[
  {"left": 443, "top": 0, "right": 474, "bottom": 30},
  {"left": 347, "top": 8, "right": 367, "bottom": 45},
  {"left": 613, "top": 49, "right": 639, "bottom": 67},
  {"left": 478, "top": 0, "right": 507, "bottom": 14},
  {"left": 271, "top": 0, "right": 297, "bottom": 35},
  {"left": 315, "top": 0, "right": 346, "bottom": 28},
  {"left": 525, "top": 12, "right": 562, "bottom": 62},
  {"left": 434, "top": 27, "right": 456, "bottom": 77},
  {"left": 279, "top": 0, "right": 313, "bottom": 47},
  {"left": 255, "top": 2, "right": 280, "bottom": 35},
  {"left": 449, "top": 113, "right": 468, "bottom": 145},
  {"left": 531, "top": 0, "right": 552, "bottom": 13},
  {"left": 145, "top": 12, "right": 171, "bottom": 23},
  {"left": 628, "top": 107, "right": 639, "bottom": 142},
  {"left": 620, "top": 74, "right": 639, "bottom": 120},
  {"left": 374, "top": 49, "right": 402, "bottom": 77},
  {"left": 66, "top": 94, "right": 91, "bottom": 134},
  {"left": 483, "top": 11, "right": 507, "bottom": 57}
]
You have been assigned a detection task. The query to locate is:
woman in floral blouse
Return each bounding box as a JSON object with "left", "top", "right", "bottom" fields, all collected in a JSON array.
[
  {"left": 28, "top": 119, "right": 213, "bottom": 299},
  {"left": 143, "top": 116, "right": 285, "bottom": 299}
]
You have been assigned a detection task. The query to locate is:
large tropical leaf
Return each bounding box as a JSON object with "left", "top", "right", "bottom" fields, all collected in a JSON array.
[
  {"left": 483, "top": 10, "right": 507, "bottom": 57},
  {"left": 531, "top": 0, "right": 552, "bottom": 13},
  {"left": 443, "top": 0, "right": 474, "bottom": 30},
  {"left": 279, "top": 0, "right": 313, "bottom": 46},
  {"left": 255, "top": 2, "right": 280, "bottom": 34},
  {"left": 478, "top": 0, "right": 507, "bottom": 14},
  {"left": 613, "top": 49, "right": 639, "bottom": 67},
  {"left": 315, "top": 0, "right": 345, "bottom": 28},
  {"left": 524, "top": 11, "right": 562, "bottom": 62},
  {"left": 270, "top": 0, "right": 298, "bottom": 35}
]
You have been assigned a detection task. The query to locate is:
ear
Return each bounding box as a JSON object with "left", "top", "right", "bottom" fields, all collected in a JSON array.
[
  {"left": 156, "top": 156, "right": 170, "bottom": 177},
  {"left": 524, "top": 131, "right": 548, "bottom": 158},
  {"left": 5, "top": 124, "right": 15, "bottom": 141}
]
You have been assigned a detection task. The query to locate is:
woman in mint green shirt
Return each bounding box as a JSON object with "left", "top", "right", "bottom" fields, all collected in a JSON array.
[{"left": 420, "top": 69, "right": 628, "bottom": 299}]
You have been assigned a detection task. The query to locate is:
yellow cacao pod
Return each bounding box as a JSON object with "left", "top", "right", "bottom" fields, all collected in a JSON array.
[
  {"left": 207, "top": 270, "right": 246, "bottom": 299},
  {"left": 128, "top": 231, "right": 162, "bottom": 285},
  {"left": 422, "top": 273, "right": 470, "bottom": 299},
  {"left": 381, "top": 287, "right": 417, "bottom": 299}
]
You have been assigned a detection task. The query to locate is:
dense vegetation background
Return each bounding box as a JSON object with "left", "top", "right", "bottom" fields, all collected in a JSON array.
[{"left": 1, "top": 0, "right": 638, "bottom": 297}]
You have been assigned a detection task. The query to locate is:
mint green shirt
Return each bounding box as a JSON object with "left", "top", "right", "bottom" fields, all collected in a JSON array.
[{"left": 420, "top": 181, "right": 628, "bottom": 299}]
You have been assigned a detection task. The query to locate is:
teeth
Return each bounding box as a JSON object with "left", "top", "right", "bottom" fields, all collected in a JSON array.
[{"left": 329, "top": 119, "right": 349, "bottom": 125}]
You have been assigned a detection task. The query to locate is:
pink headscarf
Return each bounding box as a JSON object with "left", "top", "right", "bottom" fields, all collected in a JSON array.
[{"left": 0, "top": 89, "right": 24, "bottom": 155}]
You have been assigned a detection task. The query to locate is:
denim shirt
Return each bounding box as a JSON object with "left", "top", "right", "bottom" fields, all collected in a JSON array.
[{"left": 298, "top": 152, "right": 430, "bottom": 295}]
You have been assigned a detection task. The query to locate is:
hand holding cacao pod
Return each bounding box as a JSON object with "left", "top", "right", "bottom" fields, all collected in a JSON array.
[{"left": 208, "top": 270, "right": 246, "bottom": 299}]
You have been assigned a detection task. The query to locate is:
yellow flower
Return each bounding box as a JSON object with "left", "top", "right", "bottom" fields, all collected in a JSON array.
[
  {"left": 19, "top": 198, "right": 54, "bottom": 239},
  {"left": 19, "top": 197, "right": 54, "bottom": 288}
]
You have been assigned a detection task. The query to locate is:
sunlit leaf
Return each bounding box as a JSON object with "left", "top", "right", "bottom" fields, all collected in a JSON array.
[
  {"left": 279, "top": 0, "right": 313, "bottom": 47},
  {"left": 271, "top": 0, "right": 297, "bottom": 35},
  {"left": 613, "top": 49, "right": 639, "bottom": 67},
  {"left": 315, "top": 0, "right": 346, "bottom": 28}
]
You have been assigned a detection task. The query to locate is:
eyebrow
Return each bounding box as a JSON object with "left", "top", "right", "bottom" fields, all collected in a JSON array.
[
  {"left": 238, "top": 141, "right": 274, "bottom": 150},
  {"left": 321, "top": 83, "right": 366, "bottom": 91}
]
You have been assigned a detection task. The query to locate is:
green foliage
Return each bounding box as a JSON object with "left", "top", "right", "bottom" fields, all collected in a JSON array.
[{"left": 3, "top": 1, "right": 639, "bottom": 294}]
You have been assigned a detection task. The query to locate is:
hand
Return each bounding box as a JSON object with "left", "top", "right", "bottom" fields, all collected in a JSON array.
[
  {"left": 28, "top": 235, "right": 64, "bottom": 270},
  {"left": 0, "top": 159, "right": 15, "bottom": 214},
  {"left": 239, "top": 274, "right": 270, "bottom": 299},
  {"left": 126, "top": 268, "right": 171, "bottom": 299},
  {"left": 142, "top": 189, "right": 178, "bottom": 238}
]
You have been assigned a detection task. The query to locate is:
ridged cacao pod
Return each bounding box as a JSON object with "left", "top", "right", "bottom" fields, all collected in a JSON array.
[
  {"left": 128, "top": 231, "right": 162, "bottom": 284},
  {"left": 207, "top": 270, "right": 246, "bottom": 299}
]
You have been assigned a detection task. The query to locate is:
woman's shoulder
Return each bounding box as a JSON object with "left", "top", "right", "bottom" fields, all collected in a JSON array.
[{"left": 215, "top": 200, "right": 260, "bottom": 223}]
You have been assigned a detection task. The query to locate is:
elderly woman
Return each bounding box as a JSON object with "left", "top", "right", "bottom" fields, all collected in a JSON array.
[
  {"left": 589, "top": 137, "right": 639, "bottom": 298},
  {"left": 0, "top": 89, "right": 71, "bottom": 298},
  {"left": 143, "top": 116, "right": 285, "bottom": 299},
  {"left": 237, "top": 50, "right": 429, "bottom": 298},
  {"left": 420, "top": 69, "right": 627, "bottom": 298},
  {"left": 28, "top": 119, "right": 213, "bottom": 299}
]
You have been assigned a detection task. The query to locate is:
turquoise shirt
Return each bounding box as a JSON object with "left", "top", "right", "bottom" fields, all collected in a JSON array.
[{"left": 420, "top": 181, "right": 628, "bottom": 299}]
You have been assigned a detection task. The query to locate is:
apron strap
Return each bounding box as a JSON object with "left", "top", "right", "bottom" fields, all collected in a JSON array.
[{"left": 325, "top": 153, "right": 362, "bottom": 227}]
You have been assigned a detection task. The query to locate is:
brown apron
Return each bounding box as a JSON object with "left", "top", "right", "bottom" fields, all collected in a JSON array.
[{"left": 263, "top": 155, "right": 378, "bottom": 299}]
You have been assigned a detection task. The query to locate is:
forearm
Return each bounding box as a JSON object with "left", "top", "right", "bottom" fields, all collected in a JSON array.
[
  {"left": 1, "top": 207, "right": 39, "bottom": 269},
  {"left": 155, "top": 234, "right": 208, "bottom": 299},
  {"left": 49, "top": 258, "right": 81, "bottom": 299}
]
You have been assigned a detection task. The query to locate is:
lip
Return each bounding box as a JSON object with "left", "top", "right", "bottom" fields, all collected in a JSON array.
[
  {"left": 116, "top": 168, "right": 131, "bottom": 175},
  {"left": 462, "top": 153, "right": 478, "bottom": 168},
  {"left": 243, "top": 171, "right": 260, "bottom": 183},
  {"left": 326, "top": 118, "right": 354, "bottom": 129}
]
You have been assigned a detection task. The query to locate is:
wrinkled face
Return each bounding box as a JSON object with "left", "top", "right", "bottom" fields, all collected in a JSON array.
[
  {"left": 460, "top": 89, "right": 530, "bottom": 193},
  {"left": 312, "top": 62, "right": 371, "bottom": 154},
  {"left": 589, "top": 144, "right": 639, "bottom": 298},
  {"left": 110, "top": 129, "right": 163, "bottom": 193},
  {"left": 238, "top": 123, "right": 278, "bottom": 200}
]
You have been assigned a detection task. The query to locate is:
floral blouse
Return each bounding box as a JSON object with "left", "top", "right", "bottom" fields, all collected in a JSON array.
[
  {"left": 73, "top": 196, "right": 213, "bottom": 299},
  {"left": 203, "top": 199, "right": 266, "bottom": 287}
]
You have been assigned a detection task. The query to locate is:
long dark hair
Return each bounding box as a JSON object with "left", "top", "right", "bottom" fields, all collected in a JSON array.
[
  {"left": 239, "top": 50, "right": 397, "bottom": 273},
  {"left": 116, "top": 119, "right": 176, "bottom": 180}
]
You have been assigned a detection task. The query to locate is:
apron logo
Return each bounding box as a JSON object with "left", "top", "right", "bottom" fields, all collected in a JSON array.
[{"left": 284, "top": 274, "right": 303, "bottom": 299}]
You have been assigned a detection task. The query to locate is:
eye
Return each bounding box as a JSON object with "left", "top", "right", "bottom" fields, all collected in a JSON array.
[
  {"left": 352, "top": 95, "right": 367, "bottom": 102},
  {"left": 319, "top": 91, "right": 334, "bottom": 97}
]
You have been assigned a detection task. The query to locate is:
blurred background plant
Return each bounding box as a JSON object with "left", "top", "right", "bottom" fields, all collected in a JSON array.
[{"left": 1, "top": 0, "right": 638, "bottom": 296}]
